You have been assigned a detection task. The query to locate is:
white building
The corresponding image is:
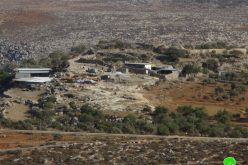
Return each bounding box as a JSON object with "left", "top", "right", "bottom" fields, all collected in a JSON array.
[
  {"left": 14, "top": 68, "right": 53, "bottom": 83},
  {"left": 124, "top": 62, "right": 152, "bottom": 74}
]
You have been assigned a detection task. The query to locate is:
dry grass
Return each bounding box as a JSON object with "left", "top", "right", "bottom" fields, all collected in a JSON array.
[{"left": 144, "top": 81, "right": 248, "bottom": 116}]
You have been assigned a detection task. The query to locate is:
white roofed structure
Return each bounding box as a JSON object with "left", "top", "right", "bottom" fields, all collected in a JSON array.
[{"left": 14, "top": 68, "right": 53, "bottom": 83}]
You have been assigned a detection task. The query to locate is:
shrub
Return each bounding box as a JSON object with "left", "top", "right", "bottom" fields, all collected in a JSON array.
[
  {"left": 203, "top": 78, "right": 216, "bottom": 85},
  {"left": 160, "top": 47, "right": 189, "bottom": 57},
  {"left": 214, "top": 110, "right": 232, "bottom": 124},
  {"left": 34, "top": 109, "right": 55, "bottom": 121},
  {"left": 195, "top": 41, "right": 228, "bottom": 49},
  {"left": 215, "top": 86, "right": 224, "bottom": 95},
  {"left": 53, "top": 133, "right": 62, "bottom": 140},
  {"left": 20, "top": 58, "right": 39, "bottom": 68},
  {"left": 221, "top": 72, "right": 237, "bottom": 81},
  {"left": 136, "top": 120, "right": 156, "bottom": 134},
  {"left": 157, "top": 124, "right": 170, "bottom": 135},
  {"left": 196, "top": 121, "right": 210, "bottom": 134},
  {"left": 166, "top": 121, "right": 179, "bottom": 134},
  {"left": 228, "top": 129, "right": 242, "bottom": 138},
  {"left": 49, "top": 51, "right": 69, "bottom": 72},
  {"left": 181, "top": 64, "right": 201, "bottom": 76},
  {"left": 69, "top": 101, "right": 77, "bottom": 109},
  {"left": 43, "top": 102, "right": 54, "bottom": 110},
  {"left": 156, "top": 55, "right": 179, "bottom": 63},
  {"left": 46, "top": 96, "right": 57, "bottom": 103},
  {"left": 0, "top": 71, "right": 13, "bottom": 86},
  {"left": 71, "top": 45, "right": 86, "bottom": 54},
  {"left": 80, "top": 104, "right": 103, "bottom": 118},
  {"left": 153, "top": 107, "right": 170, "bottom": 124},
  {"left": 202, "top": 59, "right": 219, "bottom": 72},
  {"left": 154, "top": 106, "right": 169, "bottom": 115},
  {"left": 13, "top": 120, "right": 33, "bottom": 130},
  {"left": 155, "top": 47, "right": 189, "bottom": 63},
  {"left": 209, "top": 124, "right": 226, "bottom": 137},
  {"left": 123, "top": 114, "right": 137, "bottom": 125},
  {"left": 121, "top": 123, "right": 137, "bottom": 134}
]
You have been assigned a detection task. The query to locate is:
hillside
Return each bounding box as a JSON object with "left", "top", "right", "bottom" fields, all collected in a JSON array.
[
  {"left": 0, "top": 130, "right": 247, "bottom": 164},
  {"left": 0, "top": 0, "right": 247, "bottom": 64}
]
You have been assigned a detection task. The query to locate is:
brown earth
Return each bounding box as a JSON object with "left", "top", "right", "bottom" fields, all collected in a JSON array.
[
  {"left": 0, "top": 11, "right": 54, "bottom": 27},
  {"left": 3, "top": 88, "right": 44, "bottom": 121},
  {"left": 144, "top": 81, "right": 248, "bottom": 116}
]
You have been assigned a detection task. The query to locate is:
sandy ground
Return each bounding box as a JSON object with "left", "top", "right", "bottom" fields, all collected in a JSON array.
[
  {"left": 64, "top": 56, "right": 158, "bottom": 114},
  {"left": 4, "top": 103, "right": 29, "bottom": 121},
  {"left": 3, "top": 88, "right": 44, "bottom": 121}
]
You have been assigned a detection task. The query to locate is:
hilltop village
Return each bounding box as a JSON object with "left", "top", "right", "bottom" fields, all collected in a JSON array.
[{"left": 0, "top": 40, "right": 247, "bottom": 137}]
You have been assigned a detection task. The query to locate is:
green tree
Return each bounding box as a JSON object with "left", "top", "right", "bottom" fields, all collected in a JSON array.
[
  {"left": 181, "top": 64, "right": 201, "bottom": 76},
  {"left": 49, "top": 51, "right": 69, "bottom": 72},
  {"left": 157, "top": 124, "right": 170, "bottom": 135},
  {"left": 215, "top": 110, "right": 232, "bottom": 124},
  {"left": 0, "top": 71, "right": 12, "bottom": 86}
]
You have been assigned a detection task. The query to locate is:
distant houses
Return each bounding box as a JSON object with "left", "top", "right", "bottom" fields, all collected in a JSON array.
[
  {"left": 124, "top": 62, "right": 179, "bottom": 80},
  {"left": 14, "top": 68, "right": 53, "bottom": 83}
]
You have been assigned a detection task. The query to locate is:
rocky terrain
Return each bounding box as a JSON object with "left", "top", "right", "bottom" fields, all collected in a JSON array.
[
  {"left": 0, "top": 131, "right": 247, "bottom": 165},
  {"left": 0, "top": 0, "right": 247, "bottom": 64}
]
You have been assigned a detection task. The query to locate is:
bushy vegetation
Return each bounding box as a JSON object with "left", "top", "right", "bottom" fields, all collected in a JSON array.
[
  {"left": 0, "top": 71, "right": 13, "bottom": 86},
  {"left": 220, "top": 72, "right": 237, "bottom": 81},
  {"left": 202, "top": 59, "right": 219, "bottom": 72},
  {"left": 97, "top": 40, "right": 131, "bottom": 49},
  {"left": 71, "top": 45, "right": 86, "bottom": 54},
  {"left": 0, "top": 118, "right": 33, "bottom": 130},
  {"left": 195, "top": 41, "right": 228, "bottom": 49},
  {"left": 209, "top": 83, "right": 247, "bottom": 102},
  {"left": 1, "top": 104, "right": 247, "bottom": 138},
  {"left": 155, "top": 47, "right": 189, "bottom": 63},
  {"left": 214, "top": 110, "right": 232, "bottom": 124},
  {"left": 181, "top": 64, "right": 201, "bottom": 76},
  {"left": 0, "top": 70, "right": 13, "bottom": 93},
  {"left": 47, "top": 51, "right": 70, "bottom": 72},
  {"left": 20, "top": 51, "right": 70, "bottom": 72}
]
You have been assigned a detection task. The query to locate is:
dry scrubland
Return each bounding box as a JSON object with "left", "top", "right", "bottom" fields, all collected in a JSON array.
[
  {"left": 0, "top": 0, "right": 247, "bottom": 63},
  {"left": 0, "top": 131, "right": 248, "bottom": 165},
  {"left": 144, "top": 81, "right": 248, "bottom": 116},
  {"left": 0, "top": 1, "right": 248, "bottom": 164}
]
